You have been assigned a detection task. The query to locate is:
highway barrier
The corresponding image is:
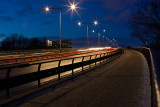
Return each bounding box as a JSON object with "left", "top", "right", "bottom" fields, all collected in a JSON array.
[
  {"left": 0, "top": 48, "right": 123, "bottom": 98},
  {"left": 0, "top": 49, "right": 116, "bottom": 65},
  {"left": 130, "top": 47, "right": 160, "bottom": 107}
]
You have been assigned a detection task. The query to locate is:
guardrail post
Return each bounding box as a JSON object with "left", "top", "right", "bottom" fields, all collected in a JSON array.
[
  {"left": 82, "top": 56, "right": 85, "bottom": 71},
  {"left": 109, "top": 52, "right": 111, "bottom": 59},
  {"left": 100, "top": 54, "right": 102, "bottom": 64},
  {"left": 38, "top": 63, "right": 41, "bottom": 87},
  {"left": 58, "top": 60, "right": 61, "bottom": 80},
  {"left": 72, "top": 58, "right": 74, "bottom": 76},
  {"left": 89, "top": 56, "right": 92, "bottom": 68},
  {"left": 95, "top": 55, "right": 97, "bottom": 66},
  {"left": 6, "top": 68, "right": 11, "bottom": 98},
  {"left": 103, "top": 53, "right": 106, "bottom": 62}
]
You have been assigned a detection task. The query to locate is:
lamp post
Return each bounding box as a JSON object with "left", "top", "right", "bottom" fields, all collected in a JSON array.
[
  {"left": 103, "top": 36, "right": 105, "bottom": 46},
  {"left": 78, "top": 21, "right": 98, "bottom": 48},
  {"left": 92, "top": 28, "right": 106, "bottom": 47},
  {"left": 98, "top": 33, "right": 101, "bottom": 47},
  {"left": 44, "top": 2, "right": 78, "bottom": 53},
  {"left": 113, "top": 38, "right": 118, "bottom": 48}
]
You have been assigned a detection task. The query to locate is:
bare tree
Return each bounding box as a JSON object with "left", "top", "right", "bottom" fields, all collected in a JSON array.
[
  {"left": 128, "top": 0, "right": 160, "bottom": 49},
  {"left": 1, "top": 33, "right": 29, "bottom": 50},
  {"left": 28, "top": 37, "right": 42, "bottom": 49}
]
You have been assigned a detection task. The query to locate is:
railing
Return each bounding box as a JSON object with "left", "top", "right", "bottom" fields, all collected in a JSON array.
[
  {"left": 0, "top": 51, "right": 89, "bottom": 65},
  {"left": 0, "top": 48, "right": 123, "bottom": 98},
  {"left": 0, "top": 48, "right": 86, "bottom": 56},
  {"left": 0, "top": 49, "right": 115, "bottom": 65}
]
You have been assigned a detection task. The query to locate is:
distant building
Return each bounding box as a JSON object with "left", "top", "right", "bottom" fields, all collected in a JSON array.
[
  {"left": 46, "top": 40, "right": 72, "bottom": 48},
  {"left": 62, "top": 40, "right": 72, "bottom": 48},
  {"left": 46, "top": 40, "right": 52, "bottom": 47}
]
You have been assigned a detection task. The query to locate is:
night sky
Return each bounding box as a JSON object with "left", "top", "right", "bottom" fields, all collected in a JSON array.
[{"left": 0, "top": 0, "right": 143, "bottom": 47}]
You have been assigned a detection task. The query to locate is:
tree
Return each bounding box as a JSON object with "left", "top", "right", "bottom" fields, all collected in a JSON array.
[
  {"left": 128, "top": 0, "right": 160, "bottom": 49},
  {"left": 1, "top": 33, "right": 29, "bottom": 50},
  {"left": 28, "top": 37, "right": 42, "bottom": 49}
]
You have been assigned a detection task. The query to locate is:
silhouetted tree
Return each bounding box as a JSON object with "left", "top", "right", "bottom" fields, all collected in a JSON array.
[
  {"left": 1, "top": 33, "right": 29, "bottom": 50},
  {"left": 128, "top": 0, "right": 160, "bottom": 49},
  {"left": 28, "top": 37, "right": 42, "bottom": 49}
]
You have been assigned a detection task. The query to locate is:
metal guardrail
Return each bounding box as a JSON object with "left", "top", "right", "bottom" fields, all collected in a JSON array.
[
  {"left": 0, "top": 48, "right": 84, "bottom": 56},
  {"left": 0, "top": 50, "right": 95, "bottom": 65},
  {"left": 0, "top": 49, "right": 123, "bottom": 98}
]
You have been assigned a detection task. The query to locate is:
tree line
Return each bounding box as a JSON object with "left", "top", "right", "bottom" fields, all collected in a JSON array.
[
  {"left": 128, "top": 0, "right": 160, "bottom": 49},
  {"left": 0, "top": 33, "right": 46, "bottom": 50}
]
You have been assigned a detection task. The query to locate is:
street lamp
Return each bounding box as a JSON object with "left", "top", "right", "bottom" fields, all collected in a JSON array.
[
  {"left": 44, "top": 1, "right": 79, "bottom": 52},
  {"left": 98, "top": 33, "right": 101, "bottom": 47},
  {"left": 92, "top": 29, "right": 106, "bottom": 47},
  {"left": 94, "top": 21, "right": 98, "bottom": 26},
  {"left": 103, "top": 36, "right": 105, "bottom": 46},
  {"left": 45, "top": 6, "right": 50, "bottom": 12},
  {"left": 113, "top": 38, "right": 118, "bottom": 48},
  {"left": 105, "top": 38, "right": 115, "bottom": 48},
  {"left": 78, "top": 21, "right": 97, "bottom": 48},
  {"left": 71, "top": 4, "right": 76, "bottom": 10},
  {"left": 78, "top": 22, "right": 81, "bottom": 26}
]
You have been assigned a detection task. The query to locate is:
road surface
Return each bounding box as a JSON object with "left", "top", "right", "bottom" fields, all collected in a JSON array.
[
  {"left": 1, "top": 49, "right": 151, "bottom": 107},
  {"left": 0, "top": 50, "right": 108, "bottom": 95}
]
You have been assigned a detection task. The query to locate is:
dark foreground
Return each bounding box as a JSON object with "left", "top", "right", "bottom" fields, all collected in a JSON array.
[{"left": 1, "top": 50, "right": 151, "bottom": 107}]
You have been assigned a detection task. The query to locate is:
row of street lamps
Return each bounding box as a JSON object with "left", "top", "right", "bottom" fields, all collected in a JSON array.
[
  {"left": 44, "top": 1, "right": 78, "bottom": 52},
  {"left": 77, "top": 21, "right": 98, "bottom": 48},
  {"left": 43, "top": 1, "right": 118, "bottom": 52}
]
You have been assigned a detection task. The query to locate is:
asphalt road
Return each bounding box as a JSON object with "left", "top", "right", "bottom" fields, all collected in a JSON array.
[{"left": 1, "top": 49, "right": 151, "bottom": 107}]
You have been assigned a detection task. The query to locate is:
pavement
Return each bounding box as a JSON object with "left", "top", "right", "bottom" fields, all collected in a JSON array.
[{"left": 0, "top": 49, "right": 151, "bottom": 107}]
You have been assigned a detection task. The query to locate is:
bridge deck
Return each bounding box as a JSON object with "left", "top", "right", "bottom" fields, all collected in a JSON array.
[{"left": 1, "top": 50, "right": 151, "bottom": 107}]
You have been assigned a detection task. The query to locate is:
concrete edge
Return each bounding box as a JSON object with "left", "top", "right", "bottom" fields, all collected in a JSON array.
[
  {"left": 130, "top": 47, "right": 160, "bottom": 107},
  {"left": 148, "top": 48, "right": 160, "bottom": 107}
]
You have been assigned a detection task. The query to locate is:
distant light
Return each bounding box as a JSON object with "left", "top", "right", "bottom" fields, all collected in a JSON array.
[
  {"left": 45, "top": 6, "right": 50, "bottom": 12},
  {"left": 78, "top": 22, "right": 81, "bottom": 26},
  {"left": 103, "top": 29, "right": 106, "bottom": 32},
  {"left": 71, "top": 4, "right": 76, "bottom": 10},
  {"left": 94, "top": 21, "right": 98, "bottom": 25},
  {"left": 92, "top": 30, "right": 95, "bottom": 33},
  {"left": 68, "top": 0, "right": 79, "bottom": 15}
]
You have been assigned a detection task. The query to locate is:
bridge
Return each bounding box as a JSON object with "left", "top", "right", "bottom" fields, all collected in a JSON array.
[{"left": 0, "top": 48, "right": 159, "bottom": 107}]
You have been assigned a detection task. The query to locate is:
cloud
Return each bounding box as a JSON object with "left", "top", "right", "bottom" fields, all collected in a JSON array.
[
  {"left": 0, "top": 16, "right": 14, "bottom": 22},
  {"left": 97, "top": 0, "right": 137, "bottom": 11},
  {"left": 103, "top": 9, "right": 130, "bottom": 23},
  {"left": 116, "top": 10, "right": 130, "bottom": 22},
  {"left": 16, "top": 1, "right": 34, "bottom": 16},
  {"left": 42, "top": 21, "right": 52, "bottom": 25},
  {"left": 100, "top": 0, "right": 138, "bottom": 23}
]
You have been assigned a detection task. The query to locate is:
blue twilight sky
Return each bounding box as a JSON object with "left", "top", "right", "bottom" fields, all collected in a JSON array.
[{"left": 0, "top": 0, "right": 143, "bottom": 47}]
